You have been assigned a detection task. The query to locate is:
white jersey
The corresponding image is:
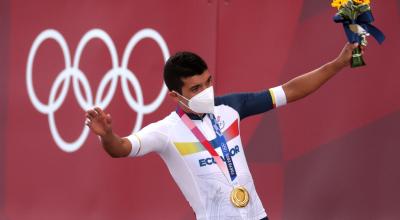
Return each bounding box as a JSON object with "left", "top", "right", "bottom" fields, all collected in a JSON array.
[{"left": 126, "top": 86, "right": 287, "bottom": 220}]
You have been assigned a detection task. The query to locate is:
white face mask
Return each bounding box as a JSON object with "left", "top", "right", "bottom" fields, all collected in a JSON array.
[{"left": 176, "top": 86, "right": 215, "bottom": 114}]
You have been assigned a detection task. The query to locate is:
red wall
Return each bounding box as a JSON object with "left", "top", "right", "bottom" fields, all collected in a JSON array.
[{"left": 1, "top": 0, "right": 400, "bottom": 219}]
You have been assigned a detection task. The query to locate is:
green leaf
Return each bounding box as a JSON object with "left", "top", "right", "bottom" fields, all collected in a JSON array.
[
  {"left": 358, "top": 4, "right": 371, "bottom": 14},
  {"left": 341, "top": 7, "right": 353, "bottom": 18}
]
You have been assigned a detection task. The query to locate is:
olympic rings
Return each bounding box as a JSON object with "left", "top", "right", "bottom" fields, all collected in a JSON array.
[{"left": 26, "top": 28, "right": 170, "bottom": 152}]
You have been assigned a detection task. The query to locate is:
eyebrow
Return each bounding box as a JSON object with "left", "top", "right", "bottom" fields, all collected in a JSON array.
[{"left": 189, "top": 75, "right": 212, "bottom": 91}]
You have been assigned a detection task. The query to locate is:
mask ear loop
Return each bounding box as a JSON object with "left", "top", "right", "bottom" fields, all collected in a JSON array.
[{"left": 173, "top": 91, "right": 191, "bottom": 110}]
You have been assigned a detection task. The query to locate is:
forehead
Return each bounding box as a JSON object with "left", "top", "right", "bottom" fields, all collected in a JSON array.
[{"left": 181, "top": 70, "right": 211, "bottom": 87}]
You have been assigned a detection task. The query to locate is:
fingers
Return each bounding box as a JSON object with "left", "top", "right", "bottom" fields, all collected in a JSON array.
[
  {"left": 85, "top": 110, "right": 96, "bottom": 127},
  {"left": 360, "top": 45, "right": 366, "bottom": 55},
  {"left": 106, "top": 113, "right": 112, "bottom": 124},
  {"left": 345, "top": 42, "right": 366, "bottom": 54},
  {"left": 85, "top": 107, "right": 107, "bottom": 126},
  {"left": 350, "top": 42, "right": 366, "bottom": 54},
  {"left": 87, "top": 109, "right": 97, "bottom": 119},
  {"left": 94, "top": 107, "right": 106, "bottom": 118},
  {"left": 85, "top": 117, "right": 92, "bottom": 127},
  {"left": 349, "top": 42, "right": 359, "bottom": 50}
]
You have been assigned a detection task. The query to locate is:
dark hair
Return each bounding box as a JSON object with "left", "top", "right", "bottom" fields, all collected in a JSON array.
[{"left": 163, "top": 51, "right": 208, "bottom": 94}]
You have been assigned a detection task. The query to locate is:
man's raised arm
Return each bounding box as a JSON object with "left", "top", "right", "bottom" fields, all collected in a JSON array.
[{"left": 282, "top": 43, "right": 360, "bottom": 103}]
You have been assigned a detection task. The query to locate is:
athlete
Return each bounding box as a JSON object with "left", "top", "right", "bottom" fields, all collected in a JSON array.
[{"left": 85, "top": 43, "right": 361, "bottom": 220}]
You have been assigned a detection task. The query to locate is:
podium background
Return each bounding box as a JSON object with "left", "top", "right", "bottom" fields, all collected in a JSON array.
[{"left": 1, "top": 0, "right": 400, "bottom": 219}]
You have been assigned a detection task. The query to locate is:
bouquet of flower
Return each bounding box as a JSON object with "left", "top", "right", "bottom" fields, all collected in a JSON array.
[{"left": 331, "top": 0, "right": 385, "bottom": 68}]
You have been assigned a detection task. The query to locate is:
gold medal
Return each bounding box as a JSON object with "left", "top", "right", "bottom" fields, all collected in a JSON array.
[{"left": 230, "top": 186, "right": 250, "bottom": 208}]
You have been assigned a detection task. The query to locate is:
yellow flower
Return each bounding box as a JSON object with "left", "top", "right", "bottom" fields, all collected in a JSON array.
[
  {"left": 353, "top": 0, "right": 370, "bottom": 5},
  {"left": 331, "top": 0, "right": 349, "bottom": 9}
]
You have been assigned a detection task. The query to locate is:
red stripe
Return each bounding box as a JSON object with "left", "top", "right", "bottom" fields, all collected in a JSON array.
[{"left": 177, "top": 108, "right": 221, "bottom": 158}]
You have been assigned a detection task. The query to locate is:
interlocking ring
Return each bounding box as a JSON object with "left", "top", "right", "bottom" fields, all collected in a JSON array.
[{"left": 26, "top": 28, "right": 170, "bottom": 152}]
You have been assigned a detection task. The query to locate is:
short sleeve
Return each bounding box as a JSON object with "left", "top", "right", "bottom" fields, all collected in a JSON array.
[
  {"left": 215, "top": 86, "right": 286, "bottom": 119},
  {"left": 215, "top": 85, "right": 287, "bottom": 120},
  {"left": 124, "top": 121, "right": 170, "bottom": 157}
]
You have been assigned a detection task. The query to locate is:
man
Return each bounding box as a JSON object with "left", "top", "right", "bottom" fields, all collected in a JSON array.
[{"left": 85, "top": 43, "right": 361, "bottom": 220}]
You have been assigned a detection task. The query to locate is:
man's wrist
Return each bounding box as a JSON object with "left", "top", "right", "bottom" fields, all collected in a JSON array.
[
  {"left": 329, "top": 59, "right": 346, "bottom": 72},
  {"left": 99, "top": 130, "right": 114, "bottom": 141}
]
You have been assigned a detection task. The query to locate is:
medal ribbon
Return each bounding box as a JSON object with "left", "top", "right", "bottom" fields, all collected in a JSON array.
[{"left": 177, "top": 107, "right": 238, "bottom": 183}]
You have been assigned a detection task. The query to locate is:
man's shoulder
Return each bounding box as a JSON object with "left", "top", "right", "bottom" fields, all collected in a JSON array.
[
  {"left": 214, "top": 104, "right": 240, "bottom": 120},
  {"left": 214, "top": 93, "right": 245, "bottom": 113}
]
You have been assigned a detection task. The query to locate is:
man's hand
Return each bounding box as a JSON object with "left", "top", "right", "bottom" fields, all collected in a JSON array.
[
  {"left": 333, "top": 43, "right": 364, "bottom": 69},
  {"left": 85, "top": 107, "right": 112, "bottom": 137},
  {"left": 85, "top": 107, "right": 132, "bottom": 158}
]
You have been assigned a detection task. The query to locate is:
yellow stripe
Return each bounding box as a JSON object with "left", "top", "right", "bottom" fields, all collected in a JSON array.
[
  {"left": 133, "top": 133, "right": 142, "bottom": 156},
  {"left": 269, "top": 89, "right": 276, "bottom": 107},
  {"left": 174, "top": 142, "right": 204, "bottom": 156}
]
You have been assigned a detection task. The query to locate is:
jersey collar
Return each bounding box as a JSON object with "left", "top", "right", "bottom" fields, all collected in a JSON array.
[{"left": 175, "top": 107, "right": 207, "bottom": 121}]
